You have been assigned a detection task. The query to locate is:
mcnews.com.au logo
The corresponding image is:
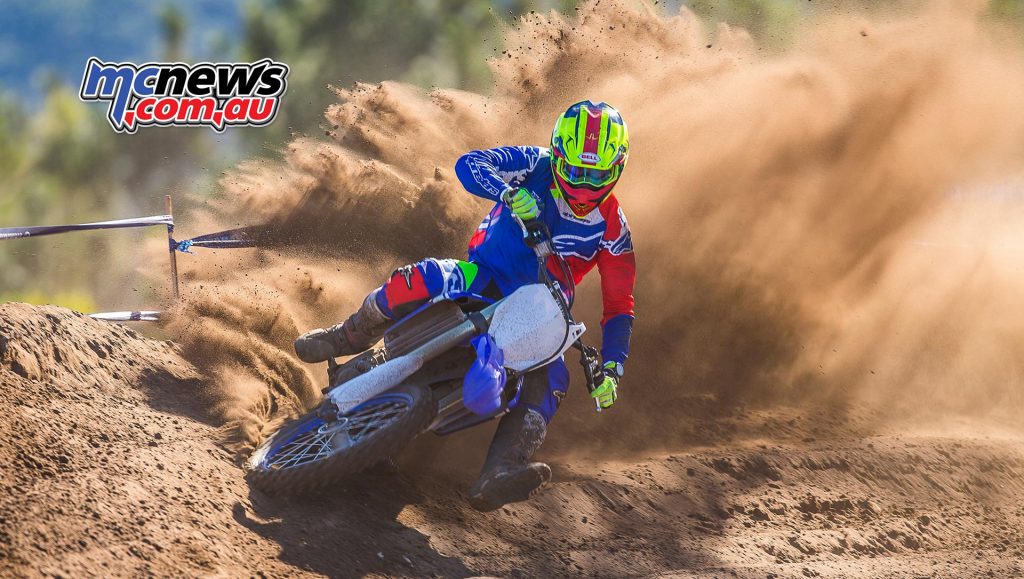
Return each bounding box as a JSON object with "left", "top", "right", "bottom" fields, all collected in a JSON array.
[{"left": 79, "top": 58, "right": 289, "bottom": 133}]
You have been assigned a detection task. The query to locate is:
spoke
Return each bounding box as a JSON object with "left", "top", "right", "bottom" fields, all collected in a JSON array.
[
  {"left": 274, "top": 431, "right": 329, "bottom": 468},
  {"left": 287, "top": 434, "right": 326, "bottom": 467},
  {"left": 277, "top": 435, "right": 319, "bottom": 456}
]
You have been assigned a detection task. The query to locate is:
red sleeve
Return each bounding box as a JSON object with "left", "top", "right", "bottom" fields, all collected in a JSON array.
[
  {"left": 596, "top": 198, "right": 636, "bottom": 323},
  {"left": 597, "top": 250, "right": 636, "bottom": 323}
]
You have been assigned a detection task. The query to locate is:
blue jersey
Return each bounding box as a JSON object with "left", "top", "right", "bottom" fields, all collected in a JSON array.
[{"left": 454, "top": 146, "right": 635, "bottom": 366}]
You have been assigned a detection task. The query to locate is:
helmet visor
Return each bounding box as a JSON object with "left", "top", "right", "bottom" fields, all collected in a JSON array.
[{"left": 555, "top": 157, "right": 620, "bottom": 189}]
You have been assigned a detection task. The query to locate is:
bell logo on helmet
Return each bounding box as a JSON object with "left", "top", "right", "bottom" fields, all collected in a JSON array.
[{"left": 579, "top": 152, "right": 601, "bottom": 164}]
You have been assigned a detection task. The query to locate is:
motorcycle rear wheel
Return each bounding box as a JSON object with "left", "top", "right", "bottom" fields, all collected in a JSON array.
[{"left": 246, "top": 384, "right": 435, "bottom": 494}]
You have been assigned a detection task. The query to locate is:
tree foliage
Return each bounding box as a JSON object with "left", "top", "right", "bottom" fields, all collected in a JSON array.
[
  {"left": 2, "top": 0, "right": 1022, "bottom": 310},
  {"left": 240, "top": 0, "right": 514, "bottom": 136}
]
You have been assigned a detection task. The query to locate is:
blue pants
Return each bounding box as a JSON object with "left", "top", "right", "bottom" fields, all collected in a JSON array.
[
  {"left": 375, "top": 257, "right": 570, "bottom": 423},
  {"left": 517, "top": 358, "right": 569, "bottom": 424}
]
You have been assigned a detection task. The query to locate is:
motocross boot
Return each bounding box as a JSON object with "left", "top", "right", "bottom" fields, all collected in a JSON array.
[
  {"left": 468, "top": 405, "right": 551, "bottom": 512},
  {"left": 294, "top": 289, "right": 390, "bottom": 363}
]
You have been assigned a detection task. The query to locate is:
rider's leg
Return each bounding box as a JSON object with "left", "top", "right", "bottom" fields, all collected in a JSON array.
[
  {"left": 294, "top": 259, "right": 486, "bottom": 362},
  {"left": 293, "top": 288, "right": 390, "bottom": 363},
  {"left": 468, "top": 358, "right": 569, "bottom": 512}
]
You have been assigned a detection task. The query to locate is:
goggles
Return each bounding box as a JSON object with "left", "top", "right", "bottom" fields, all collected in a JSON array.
[{"left": 554, "top": 156, "right": 621, "bottom": 189}]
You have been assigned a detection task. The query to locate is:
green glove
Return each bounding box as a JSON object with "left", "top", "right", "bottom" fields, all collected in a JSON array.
[
  {"left": 507, "top": 187, "right": 540, "bottom": 221},
  {"left": 591, "top": 362, "right": 621, "bottom": 409}
]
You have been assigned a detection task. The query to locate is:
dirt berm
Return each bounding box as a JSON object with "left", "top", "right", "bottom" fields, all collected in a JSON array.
[{"left": 2, "top": 302, "right": 1024, "bottom": 578}]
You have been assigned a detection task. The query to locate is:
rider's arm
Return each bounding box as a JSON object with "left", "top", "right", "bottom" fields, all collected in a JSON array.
[
  {"left": 596, "top": 204, "right": 636, "bottom": 369},
  {"left": 455, "top": 146, "right": 548, "bottom": 201}
]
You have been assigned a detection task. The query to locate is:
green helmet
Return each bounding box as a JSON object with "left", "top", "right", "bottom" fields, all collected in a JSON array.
[{"left": 550, "top": 100, "right": 629, "bottom": 216}]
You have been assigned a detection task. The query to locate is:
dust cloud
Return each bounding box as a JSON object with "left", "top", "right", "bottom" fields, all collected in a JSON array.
[{"left": 161, "top": 0, "right": 1024, "bottom": 451}]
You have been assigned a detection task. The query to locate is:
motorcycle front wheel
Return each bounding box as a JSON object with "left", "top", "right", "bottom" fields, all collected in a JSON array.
[{"left": 246, "top": 384, "right": 435, "bottom": 494}]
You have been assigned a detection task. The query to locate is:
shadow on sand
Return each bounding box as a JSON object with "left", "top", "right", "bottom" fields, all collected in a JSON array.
[{"left": 234, "top": 471, "right": 476, "bottom": 578}]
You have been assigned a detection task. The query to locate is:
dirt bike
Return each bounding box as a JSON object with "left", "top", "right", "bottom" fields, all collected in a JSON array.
[{"left": 246, "top": 201, "right": 602, "bottom": 494}]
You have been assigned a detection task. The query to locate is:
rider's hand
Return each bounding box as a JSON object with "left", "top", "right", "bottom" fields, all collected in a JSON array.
[
  {"left": 507, "top": 187, "right": 540, "bottom": 221},
  {"left": 592, "top": 362, "right": 621, "bottom": 409}
]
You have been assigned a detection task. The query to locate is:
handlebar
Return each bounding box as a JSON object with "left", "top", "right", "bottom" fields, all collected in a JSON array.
[
  {"left": 501, "top": 189, "right": 602, "bottom": 412},
  {"left": 500, "top": 190, "right": 554, "bottom": 260},
  {"left": 573, "top": 342, "right": 603, "bottom": 413}
]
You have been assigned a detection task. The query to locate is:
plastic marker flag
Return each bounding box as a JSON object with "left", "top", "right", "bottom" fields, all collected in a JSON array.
[
  {"left": 173, "top": 226, "right": 261, "bottom": 253},
  {"left": 0, "top": 215, "right": 173, "bottom": 240},
  {"left": 89, "top": 311, "right": 161, "bottom": 322}
]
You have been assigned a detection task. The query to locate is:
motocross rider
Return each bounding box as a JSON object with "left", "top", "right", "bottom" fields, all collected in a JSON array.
[{"left": 294, "top": 100, "right": 636, "bottom": 511}]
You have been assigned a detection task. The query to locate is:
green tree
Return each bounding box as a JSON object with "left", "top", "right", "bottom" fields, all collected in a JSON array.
[
  {"left": 240, "top": 0, "right": 573, "bottom": 138},
  {"left": 687, "top": 0, "right": 803, "bottom": 46},
  {"left": 990, "top": 0, "right": 1024, "bottom": 18},
  {"left": 0, "top": 4, "right": 228, "bottom": 311}
]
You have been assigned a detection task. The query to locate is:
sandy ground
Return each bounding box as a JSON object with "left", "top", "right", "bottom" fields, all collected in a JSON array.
[{"left": 2, "top": 302, "right": 1024, "bottom": 578}]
